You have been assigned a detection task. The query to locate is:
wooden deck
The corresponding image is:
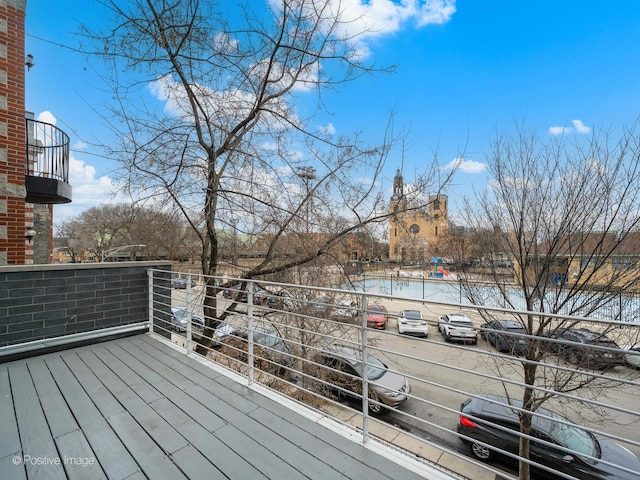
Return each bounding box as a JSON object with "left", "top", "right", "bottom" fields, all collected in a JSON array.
[{"left": 0, "top": 333, "right": 435, "bottom": 480}]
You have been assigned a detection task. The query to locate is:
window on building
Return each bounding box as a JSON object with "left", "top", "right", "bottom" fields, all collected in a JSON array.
[
  {"left": 612, "top": 258, "right": 638, "bottom": 270},
  {"left": 580, "top": 257, "right": 605, "bottom": 270},
  {"left": 394, "top": 227, "right": 397, "bottom": 237},
  {"left": 435, "top": 226, "right": 438, "bottom": 236},
  {"left": 433, "top": 200, "right": 440, "bottom": 210}
]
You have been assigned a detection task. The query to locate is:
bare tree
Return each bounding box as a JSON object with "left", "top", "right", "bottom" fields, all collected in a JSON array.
[
  {"left": 460, "top": 123, "right": 640, "bottom": 480},
  {"left": 82, "top": 0, "right": 451, "bottom": 349},
  {"left": 59, "top": 203, "right": 198, "bottom": 261}
]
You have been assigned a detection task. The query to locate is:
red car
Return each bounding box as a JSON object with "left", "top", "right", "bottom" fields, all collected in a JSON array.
[{"left": 367, "top": 305, "right": 388, "bottom": 329}]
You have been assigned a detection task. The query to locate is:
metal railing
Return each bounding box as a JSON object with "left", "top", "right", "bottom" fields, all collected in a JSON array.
[
  {"left": 26, "top": 118, "right": 70, "bottom": 182},
  {"left": 149, "top": 270, "right": 640, "bottom": 480}
]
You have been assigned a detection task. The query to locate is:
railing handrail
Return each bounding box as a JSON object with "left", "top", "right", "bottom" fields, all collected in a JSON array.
[
  {"left": 149, "top": 269, "right": 640, "bottom": 480},
  {"left": 25, "top": 118, "right": 70, "bottom": 182}
]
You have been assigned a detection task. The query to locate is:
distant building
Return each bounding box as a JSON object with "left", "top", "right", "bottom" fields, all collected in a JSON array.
[
  {"left": 519, "top": 231, "right": 640, "bottom": 292},
  {"left": 388, "top": 169, "right": 448, "bottom": 263}
]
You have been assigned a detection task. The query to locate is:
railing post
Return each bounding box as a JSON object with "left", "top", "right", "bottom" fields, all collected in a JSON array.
[
  {"left": 247, "top": 280, "right": 255, "bottom": 386},
  {"left": 360, "top": 292, "right": 369, "bottom": 443},
  {"left": 147, "top": 269, "right": 154, "bottom": 334},
  {"left": 185, "top": 273, "right": 193, "bottom": 354}
]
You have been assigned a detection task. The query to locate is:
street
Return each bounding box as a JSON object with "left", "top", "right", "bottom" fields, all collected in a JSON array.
[{"left": 169, "top": 284, "right": 640, "bottom": 464}]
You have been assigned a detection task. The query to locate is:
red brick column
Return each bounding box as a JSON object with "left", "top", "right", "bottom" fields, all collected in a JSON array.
[{"left": 0, "top": 0, "right": 28, "bottom": 265}]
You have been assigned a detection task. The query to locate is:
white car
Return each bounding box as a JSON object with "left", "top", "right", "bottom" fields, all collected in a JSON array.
[
  {"left": 623, "top": 346, "right": 640, "bottom": 369},
  {"left": 438, "top": 313, "right": 477, "bottom": 344},
  {"left": 170, "top": 307, "right": 204, "bottom": 332},
  {"left": 397, "top": 309, "right": 429, "bottom": 337},
  {"left": 333, "top": 299, "right": 358, "bottom": 320}
]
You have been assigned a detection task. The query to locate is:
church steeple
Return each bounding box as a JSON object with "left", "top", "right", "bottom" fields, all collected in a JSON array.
[{"left": 391, "top": 169, "right": 403, "bottom": 201}]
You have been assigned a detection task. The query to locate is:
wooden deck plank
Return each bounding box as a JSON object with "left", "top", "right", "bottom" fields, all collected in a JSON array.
[
  {"left": 248, "top": 404, "right": 423, "bottom": 480},
  {"left": 109, "top": 342, "right": 276, "bottom": 479},
  {"left": 133, "top": 336, "right": 424, "bottom": 480},
  {"left": 56, "top": 351, "right": 126, "bottom": 419},
  {"left": 146, "top": 396, "right": 268, "bottom": 480},
  {"left": 249, "top": 401, "right": 430, "bottom": 480},
  {"left": 0, "top": 454, "right": 27, "bottom": 480},
  {"left": 2, "top": 335, "right": 433, "bottom": 480},
  {"left": 8, "top": 362, "right": 67, "bottom": 480},
  {"left": 0, "top": 366, "right": 22, "bottom": 460},
  {"left": 133, "top": 336, "right": 429, "bottom": 479},
  {"left": 213, "top": 423, "right": 313, "bottom": 479},
  {"left": 54, "top": 430, "right": 108, "bottom": 480},
  {"left": 83, "top": 343, "right": 163, "bottom": 405},
  {"left": 44, "top": 355, "right": 142, "bottom": 480},
  {"left": 114, "top": 337, "right": 202, "bottom": 391},
  {"left": 107, "top": 411, "right": 188, "bottom": 480},
  {"left": 144, "top": 398, "right": 228, "bottom": 480},
  {"left": 223, "top": 397, "right": 351, "bottom": 480},
  {"left": 25, "top": 357, "right": 79, "bottom": 439},
  {"left": 132, "top": 336, "right": 263, "bottom": 414},
  {"left": 103, "top": 341, "right": 228, "bottom": 433},
  {"left": 9, "top": 363, "right": 66, "bottom": 479},
  {"left": 180, "top": 383, "right": 349, "bottom": 479},
  {"left": 77, "top": 347, "right": 189, "bottom": 455},
  {"left": 170, "top": 445, "right": 228, "bottom": 480},
  {"left": 107, "top": 343, "right": 272, "bottom": 479}
]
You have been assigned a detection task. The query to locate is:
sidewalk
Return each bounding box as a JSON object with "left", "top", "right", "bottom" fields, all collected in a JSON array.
[{"left": 322, "top": 404, "right": 502, "bottom": 480}]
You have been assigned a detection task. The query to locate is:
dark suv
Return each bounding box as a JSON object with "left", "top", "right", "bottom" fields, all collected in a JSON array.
[
  {"left": 457, "top": 394, "right": 640, "bottom": 480},
  {"left": 481, "top": 319, "right": 529, "bottom": 355},
  {"left": 545, "top": 328, "right": 624, "bottom": 369}
]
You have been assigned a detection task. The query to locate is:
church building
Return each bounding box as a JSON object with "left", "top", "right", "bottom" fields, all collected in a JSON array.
[{"left": 388, "top": 169, "right": 448, "bottom": 263}]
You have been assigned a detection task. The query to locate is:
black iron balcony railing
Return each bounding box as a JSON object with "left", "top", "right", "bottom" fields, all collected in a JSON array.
[{"left": 25, "top": 118, "right": 72, "bottom": 204}]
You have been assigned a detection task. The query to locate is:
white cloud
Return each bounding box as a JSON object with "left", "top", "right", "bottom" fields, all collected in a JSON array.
[
  {"left": 72, "top": 140, "right": 88, "bottom": 150},
  {"left": 572, "top": 119, "right": 591, "bottom": 134},
  {"left": 268, "top": 0, "right": 456, "bottom": 59},
  {"left": 330, "top": 0, "right": 456, "bottom": 35},
  {"left": 444, "top": 157, "right": 486, "bottom": 174},
  {"left": 149, "top": 74, "right": 300, "bottom": 130},
  {"left": 36, "top": 110, "right": 57, "bottom": 124},
  {"left": 318, "top": 123, "right": 336, "bottom": 135},
  {"left": 549, "top": 119, "right": 591, "bottom": 136},
  {"left": 549, "top": 126, "right": 568, "bottom": 136},
  {"left": 52, "top": 154, "right": 124, "bottom": 225}
]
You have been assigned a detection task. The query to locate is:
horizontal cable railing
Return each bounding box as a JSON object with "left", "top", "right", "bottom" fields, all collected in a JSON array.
[{"left": 149, "top": 270, "right": 640, "bottom": 480}]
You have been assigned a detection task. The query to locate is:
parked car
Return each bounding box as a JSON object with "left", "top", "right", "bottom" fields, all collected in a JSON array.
[
  {"left": 222, "top": 286, "right": 248, "bottom": 302},
  {"left": 222, "top": 326, "right": 295, "bottom": 369},
  {"left": 397, "top": 309, "right": 429, "bottom": 337},
  {"left": 212, "top": 320, "right": 237, "bottom": 345},
  {"left": 310, "top": 296, "right": 332, "bottom": 316},
  {"left": 457, "top": 394, "right": 640, "bottom": 480},
  {"left": 438, "top": 314, "right": 477, "bottom": 344},
  {"left": 170, "top": 307, "right": 204, "bottom": 332},
  {"left": 332, "top": 299, "right": 358, "bottom": 320},
  {"left": 254, "top": 289, "right": 279, "bottom": 306},
  {"left": 366, "top": 305, "right": 388, "bottom": 329},
  {"left": 314, "top": 344, "right": 411, "bottom": 415},
  {"left": 481, "top": 319, "right": 529, "bottom": 355},
  {"left": 171, "top": 277, "right": 197, "bottom": 289},
  {"left": 624, "top": 346, "right": 640, "bottom": 369},
  {"left": 210, "top": 313, "right": 251, "bottom": 344},
  {"left": 544, "top": 328, "right": 625, "bottom": 369}
]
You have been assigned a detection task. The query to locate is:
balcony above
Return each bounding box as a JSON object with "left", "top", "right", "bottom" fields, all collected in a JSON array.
[{"left": 25, "top": 118, "right": 72, "bottom": 204}]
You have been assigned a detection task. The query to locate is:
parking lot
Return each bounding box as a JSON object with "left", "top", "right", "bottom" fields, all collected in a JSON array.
[{"left": 167, "top": 280, "right": 640, "bottom": 475}]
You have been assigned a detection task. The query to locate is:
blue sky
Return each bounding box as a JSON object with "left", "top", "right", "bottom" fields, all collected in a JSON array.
[{"left": 24, "top": 1, "right": 640, "bottom": 225}]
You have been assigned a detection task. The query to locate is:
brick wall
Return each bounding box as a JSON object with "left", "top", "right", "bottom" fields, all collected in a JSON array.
[
  {"left": 0, "top": 261, "right": 172, "bottom": 347},
  {"left": 0, "top": 0, "right": 29, "bottom": 265}
]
